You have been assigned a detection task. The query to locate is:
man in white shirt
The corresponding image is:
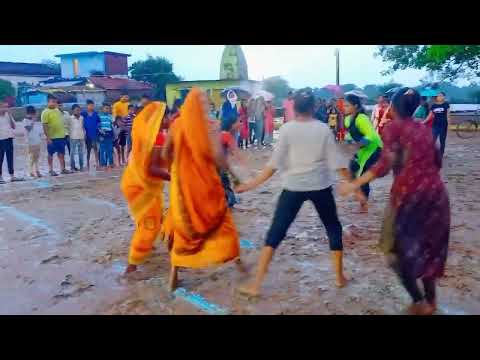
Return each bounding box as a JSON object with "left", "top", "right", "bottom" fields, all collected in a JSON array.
[
  {"left": 68, "top": 104, "right": 86, "bottom": 171},
  {"left": 0, "top": 102, "right": 24, "bottom": 183},
  {"left": 23, "top": 106, "right": 43, "bottom": 178}
]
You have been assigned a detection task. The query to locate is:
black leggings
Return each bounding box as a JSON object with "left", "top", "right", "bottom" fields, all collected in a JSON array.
[
  {"left": 0, "top": 138, "right": 14, "bottom": 176},
  {"left": 391, "top": 260, "right": 436, "bottom": 304},
  {"left": 432, "top": 126, "right": 447, "bottom": 159},
  {"left": 349, "top": 148, "right": 381, "bottom": 199},
  {"left": 265, "top": 187, "right": 343, "bottom": 251}
]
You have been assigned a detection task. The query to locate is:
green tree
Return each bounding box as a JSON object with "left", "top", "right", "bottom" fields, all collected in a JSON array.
[
  {"left": 376, "top": 45, "right": 480, "bottom": 81},
  {"left": 0, "top": 79, "right": 15, "bottom": 101},
  {"left": 262, "top": 76, "right": 291, "bottom": 106},
  {"left": 129, "top": 55, "right": 182, "bottom": 100}
]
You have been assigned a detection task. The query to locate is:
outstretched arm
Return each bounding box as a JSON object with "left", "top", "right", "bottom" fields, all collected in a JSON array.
[{"left": 235, "top": 165, "right": 276, "bottom": 193}]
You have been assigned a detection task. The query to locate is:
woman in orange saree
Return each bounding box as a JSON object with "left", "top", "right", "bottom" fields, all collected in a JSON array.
[
  {"left": 121, "top": 101, "right": 171, "bottom": 274},
  {"left": 161, "top": 87, "right": 241, "bottom": 291}
]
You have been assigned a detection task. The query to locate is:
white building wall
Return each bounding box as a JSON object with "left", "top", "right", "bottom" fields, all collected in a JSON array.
[{"left": 0, "top": 74, "right": 55, "bottom": 91}]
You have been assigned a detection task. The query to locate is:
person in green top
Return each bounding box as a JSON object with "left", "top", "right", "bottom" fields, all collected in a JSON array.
[
  {"left": 344, "top": 94, "right": 383, "bottom": 212},
  {"left": 413, "top": 96, "right": 429, "bottom": 121},
  {"left": 41, "top": 95, "right": 71, "bottom": 176}
]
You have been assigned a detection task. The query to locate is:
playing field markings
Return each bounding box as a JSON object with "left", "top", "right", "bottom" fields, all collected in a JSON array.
[
  {"left": 173, "top": 287, "right": 230, "bottom": 315},
  {"left": 0, "top": 175, "right": 121, "bottom": 195},
  {"left": 240, "top": 239, "right": 256, "bottom": 249},
  {"left": 0, "top": 204, "right": 56, "bottom": 237}
]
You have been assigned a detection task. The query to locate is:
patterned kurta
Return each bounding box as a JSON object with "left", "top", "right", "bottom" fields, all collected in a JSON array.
[{"left": 371, "top": 118, "right": 450, "bottom": 279}]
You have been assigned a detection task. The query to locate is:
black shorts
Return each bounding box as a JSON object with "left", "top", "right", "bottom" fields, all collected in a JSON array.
[{"left": 118, "top": 131, "right": 127, "bottom": 147}]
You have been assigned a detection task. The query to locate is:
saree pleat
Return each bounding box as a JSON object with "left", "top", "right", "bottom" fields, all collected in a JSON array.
[
  {"left": 161, "top": 88, "right": 239, "bottom": 268},
  {"left": 121, "top": 102, "right": 167, "bottom": 265}
]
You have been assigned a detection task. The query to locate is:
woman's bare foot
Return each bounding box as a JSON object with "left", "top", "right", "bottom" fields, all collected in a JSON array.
[
  {"left": 124, "top": 264, "right": 137, "bottom": 275},
  {"left": 236, "top": 283, "right": 260, "bottom": 298},
  {"left": 407, "top": 302, "right": 426, "bottom": 315},
  {"left": 336, "top": 274, "right": 349, "bottom": 288},
  {"left": 235, "top": 259, "right": 249, "bottom": 274},
  {"left": 419, "top": 302, "right": 436, "bottom": 315}
]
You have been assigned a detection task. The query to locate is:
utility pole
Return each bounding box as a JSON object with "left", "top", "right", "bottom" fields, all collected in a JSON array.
[{"left": 334, "top": 48, "right": 340, "bottom": 86}]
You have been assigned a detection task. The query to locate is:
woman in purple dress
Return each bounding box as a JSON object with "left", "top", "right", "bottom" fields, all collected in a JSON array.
[{"left": 339, "top": 88, "right": 450, "bottom": 315}]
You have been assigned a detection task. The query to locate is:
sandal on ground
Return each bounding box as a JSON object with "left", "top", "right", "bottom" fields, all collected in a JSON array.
[
  {"left": 10, "top": 176, "right": 25, "bottom": 182},
  {"left": 61, "top": 169, "right": 73, "bottom": 175},
  {"left": 0, "top": 178, "right": 6, "bottom": 184},
  {"left": 36, "top": 173, "right": 43, "bottom": 178},
  {"left": 49, "top": 171, "right": 59, "bottom": 177}
]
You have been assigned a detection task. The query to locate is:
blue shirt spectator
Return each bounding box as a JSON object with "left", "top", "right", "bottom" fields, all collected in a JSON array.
[{"left": 81, "top": 110, "right": 100, "bottom": 141}]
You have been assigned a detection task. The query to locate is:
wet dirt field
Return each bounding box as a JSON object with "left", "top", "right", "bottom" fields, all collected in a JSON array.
[{"left": 1, "top": 131, "right": 479, "bottom": 315}]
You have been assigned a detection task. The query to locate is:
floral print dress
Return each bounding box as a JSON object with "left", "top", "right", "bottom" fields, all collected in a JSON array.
[{"left": 370, "top": 118, "right": 450, "bottom": 280}]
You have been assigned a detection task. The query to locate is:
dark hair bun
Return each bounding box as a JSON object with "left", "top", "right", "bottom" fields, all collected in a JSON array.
[
  {"left": 391, "top": 87, "right": 421, "bottom": 118},
  {"left": 293, "top": 88, "right": 315, "bottom": 114}
]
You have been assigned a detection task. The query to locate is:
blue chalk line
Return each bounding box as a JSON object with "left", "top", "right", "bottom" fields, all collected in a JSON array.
[
  {"left": 173, "top": 288, "right": 229, "bottom": 315},
  {"left": 240, "top": 239, "right": 256, "bottom": 249}
]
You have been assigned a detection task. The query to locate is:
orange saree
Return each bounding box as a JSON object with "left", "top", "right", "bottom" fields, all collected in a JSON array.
[
  {"left": 161, "top": 88, "right": 240, "bottom": 269},
  {"left": 121, "top": 101, "right": 167, "bottom": 265}
]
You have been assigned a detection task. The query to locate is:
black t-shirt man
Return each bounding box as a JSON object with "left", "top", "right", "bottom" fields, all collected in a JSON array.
[{"left": 430, "top": 101, "right": 450, "bottom": 128}]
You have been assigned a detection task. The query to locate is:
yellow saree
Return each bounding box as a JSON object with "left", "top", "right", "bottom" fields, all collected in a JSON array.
[
  {"left": 161, "top": 88, "right": 240, "bottom": 269},
  {"left": 121, "top": 101, "right": 167, "bottom": 265}
]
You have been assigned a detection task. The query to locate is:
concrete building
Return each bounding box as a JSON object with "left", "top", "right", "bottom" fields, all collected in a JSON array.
[
  {"left": 0, "top": 61, "right": 60, "bottom": 91},
  {"left": 166, "top": 45, "right": 261, "bottom": 109},
  {"left": 55, "top": 51, "right": 130, "bottom": 78}
]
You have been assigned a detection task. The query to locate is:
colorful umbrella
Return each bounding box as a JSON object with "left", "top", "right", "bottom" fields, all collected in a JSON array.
[
  {"left": 324, "top": 84, "right": 343, "bottom": 95},
  {"left": 344, "top": 89, "right": 368, "bottom": 100},
  {"left": 252, "top": 90, "right": 274, "bottom": 101},
  {"left": 385, "top": 87, "right": 403, "bottom": 97},
  {"left": 221, "top": 87, "right": 251, "bottom": 99}
]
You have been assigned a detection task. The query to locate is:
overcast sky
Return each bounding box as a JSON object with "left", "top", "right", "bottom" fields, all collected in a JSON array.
[{"left": 0, "top": 45, "right": 428, "bottom": 88}]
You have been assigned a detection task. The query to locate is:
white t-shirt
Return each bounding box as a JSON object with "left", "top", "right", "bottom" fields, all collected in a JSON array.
[
  {"left": 23, "top": 118, "right": 43, "bottom": 146},
  {"left": 0, "top": 113, "right": 15, "bottom": 140},
  {"left": 268, "top": 119, "right": 348, "bottom": 192}
]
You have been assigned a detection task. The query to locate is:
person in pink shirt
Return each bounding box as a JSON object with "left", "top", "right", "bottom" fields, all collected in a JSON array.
[{"left": 282, "top": 91, "right": 295, "bottom": 124}]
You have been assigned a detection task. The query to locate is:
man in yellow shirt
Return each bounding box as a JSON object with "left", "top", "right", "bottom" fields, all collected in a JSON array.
[
  {"left": 112, "top": 93, "right": 130, "bottom": 119},
  {"left": 41, "top": 95, "right": 72, "bottom": 176}
]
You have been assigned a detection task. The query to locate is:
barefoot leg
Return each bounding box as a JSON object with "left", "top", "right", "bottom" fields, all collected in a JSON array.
[
  {"left": 237, "top": 246, "right": 274, "bottom": 297},
  {"left": 124, "top": 264, "right": 137, "bottom": 275},
  {"left": 169, "top": 265, "right": 179, "bottom": 292},
  {"left": 235, "top": 258, "right": 248, "bottom": 274},
  {"left": 331, "top": 250, "right": 348, "bottom": 288}
]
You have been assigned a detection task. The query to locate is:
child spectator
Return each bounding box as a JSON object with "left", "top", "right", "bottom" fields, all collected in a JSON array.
[
  {"left": 0, "top": 102, "right": 24, "bottom": 183},
  {"left": 23, "top": 106, "right": 43, "bottom": 178},
  {"left": 123, "top": 104, "right": 136, "bottom": 156},
  {"left": 98, "top": 103, "right": 114, "bottom": 170},
  {"left": 69, "top": 104, "right": 86, "bottom": 171},
  {"left": 113, "top": 116, "right": 124, "bottom": 167},
  {"left": 81, "top": 99, "right": 100, "bottom": 171}
]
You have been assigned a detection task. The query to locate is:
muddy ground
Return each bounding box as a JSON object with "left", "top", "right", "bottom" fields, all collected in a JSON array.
[{"left": 1, "top": 130, "right": 479, "bottom": 315}]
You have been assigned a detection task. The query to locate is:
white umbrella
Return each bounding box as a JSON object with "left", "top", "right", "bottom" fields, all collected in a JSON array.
[
  {"left": 344, "top": 89, "right": 368, "bottom": 99},
  {"left": 252, "top": 90, "right": 274, "bottom": 101}
]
